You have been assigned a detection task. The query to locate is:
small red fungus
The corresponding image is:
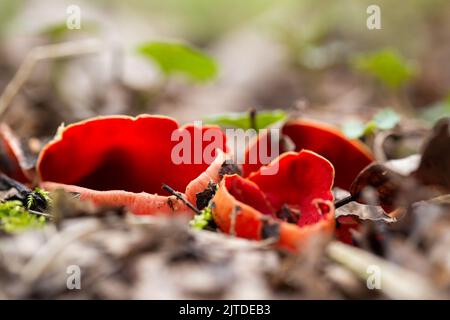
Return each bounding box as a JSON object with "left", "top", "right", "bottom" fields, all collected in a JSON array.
[
  {"left": 243, "top": 119, "right": 374, "bottom": 190},
  {"left": 37, "top": 115, "right": 227, "bottom": 215},
  {"left": 0, "top": 123, "right": 32, "bottom": 183},
  {"left": 212, "top": 150, "right": 335, "bottom": 251}
]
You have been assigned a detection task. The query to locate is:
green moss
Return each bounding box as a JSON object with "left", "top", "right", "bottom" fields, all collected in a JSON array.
[
  {"left": 0, "top": 200, "right": 46, "bottom": 233},
  {"left": 190, "top": 207, "right": 213, "bottom": 230},
  {"left": 26, "top": 187, "right": 52, "bottom": 210}
]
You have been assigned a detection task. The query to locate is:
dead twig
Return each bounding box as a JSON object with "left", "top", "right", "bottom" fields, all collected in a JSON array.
[
  {"left": 327, "top": 241, "right": 445, "bottom": 299},
  {"left": 0, "top": 39, "right": 104, "bottom": 119},
  {"left": 162, "top": 183, "right": 200, "bottom": 214},
  {"left": 334, "top": 195, "right": 356, "bottom": 209},
  {"left": 19, "top": 220, "right": 105, "bottom": 283}
]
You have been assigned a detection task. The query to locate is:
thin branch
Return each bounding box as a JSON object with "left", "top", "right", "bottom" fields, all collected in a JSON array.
[
  {"left": 0, "top": 173, "right": 30, "bottom": 194},
  {"left": 161, "top": 183, "right": 201, "bottom": 214},
  {"left": 327, "top": 241, "right": 443, "bottom": 299},
  {"left": 249, "top": 107, "right": 257, "bottom": 130},
  {"left": 20, "top": 221, "right": 103, "bottom": 283},
  {"left": 28, "top": 209, "right": 53, "bottom": 219},
  {"left": 0, "top": 39, "right": 104, "bottom": 119},
  {"left": 334, "top": 194, "right": 356, "bottom": 209}
]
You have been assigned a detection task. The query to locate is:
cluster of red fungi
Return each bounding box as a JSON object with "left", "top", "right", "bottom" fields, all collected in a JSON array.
[{"left": 1, "top": 115, "right": 374, "bottom": 251}]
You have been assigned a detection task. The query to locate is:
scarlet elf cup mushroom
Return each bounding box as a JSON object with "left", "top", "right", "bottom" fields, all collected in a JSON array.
[
  {"left": 33, "top": 114, "right": 375, "bottom": 250},
  {"left": 212, "top": 150, "right": 336, "bottom": 251},
  {"left": 243, "top": 119, "right": 374, "bottom": 190},
  {"left": 37, "top": 115, "right": 227, "bottom": 215}
]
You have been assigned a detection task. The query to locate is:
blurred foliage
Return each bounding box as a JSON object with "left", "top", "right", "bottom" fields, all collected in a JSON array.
[
  {"left": 120, "top": 0, "right": 275, "bottom": 43},
  {"left": 343, "top": 108, "right": 400, "bottom": 139},
  {"left": 260, "top": 0, "right": 447, "bottom": 70},
  {"left": 352, "top": 49, "right": 416, "bottom": 89},
  {"left": 1, "top": 0, "right": 449, "bottom": 121},
  {"left": 204, "top": 110, "right": 286, "bottom": 130},
  {"left": 373, "top": 108, "right": 401, "bottom": 129},
  {"left": 0, "top": 200, "right": 46, "bottom": 233},
  {"left": 137, "top": 41, "right": 218, "bottom": 82},
  {"left": 38, "top": 21, "right": 99, "bottom": 42},
  {"left": 0, "top": 0, "right": 24, "bottom": 39},
  {"left": 104, "top": 0, "right": 448, "bottom": 47},
  {"left": 421, "top": 94, "right": 450, "bottom": 123},
  {"left": 342, "top": 121, "right": 374, "bottom": 140}
]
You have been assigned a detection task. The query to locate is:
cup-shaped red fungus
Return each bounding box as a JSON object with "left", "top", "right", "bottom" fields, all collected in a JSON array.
[
  {"left": 243, "top": 119, "right": 374, "bottom": 190},
  {"left": 0, "top": 123, "right": 33, "bottom": 183},
  {"left": 212, "top": 150, "right": 335, "bottom": 251},
  {"left": 37, "top": 115, "right": 227, "bottom": 215}
]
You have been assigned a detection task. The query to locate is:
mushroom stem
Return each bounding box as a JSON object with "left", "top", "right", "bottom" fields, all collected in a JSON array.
[{"left": 161, "top": 183, "right": 201, "bottom": 214}]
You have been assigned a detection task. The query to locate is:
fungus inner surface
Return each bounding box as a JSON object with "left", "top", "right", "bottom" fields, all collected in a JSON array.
[
  {"left": 38, "top": 116, "right": 226, "bottom": 195},
  {"left": 226, "top": 151, "right": 334, "bottom": 227}
]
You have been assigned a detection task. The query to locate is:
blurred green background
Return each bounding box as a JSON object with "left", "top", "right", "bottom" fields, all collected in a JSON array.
[{"left": 0, "top": 0, "right": 449, "bottom": 136}]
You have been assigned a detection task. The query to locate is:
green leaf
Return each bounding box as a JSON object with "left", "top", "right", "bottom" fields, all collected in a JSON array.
[
  {"left": 363, "top": 120, "right": 378, "bottom": 136},
  {"left": 0, "top": 0, "right": 23, "bottom": 38},
  {"left": 352, "top": 49, "right": 416, "bottom": 89},
  {"left": 420, "top": 95, "right": 450, "bottom": 124},
  {"left": 342, "top": 109, "right": 400, "bottom": 139},
  {"left": 373, "top": 108, "right": 401, "bottom": 130},
  {"left": 342, "top": 121, "right": 366, "bottom": 139},
  {"left": 256, "top": 110, "right": 287, "bottom": 129},
  {"left": 204, "top": 110, "right": 286, "bottom": 130},
  {"left": 342, "top": 120, "right": 378, "bottom": 139},
  {"left": 137, "top": 41, "right": 218, "bottom": 82},
  {"left": 34, "top": 187, "right": 52, "bottom": 204}
]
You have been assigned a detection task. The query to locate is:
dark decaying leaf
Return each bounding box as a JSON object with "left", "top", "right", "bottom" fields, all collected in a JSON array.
[
  {"left": 260, "top": 218, "right": 280, "bottom": 240},
  {"left": 0, "top": 212, "right": 346, "bottom": 299},
  {"left": 334, "top": 188, "right": 392, "bottom": 247},
  {"left": 218, "top": 160, "right": 242, "bottom": 178},
  {"left": 375, "top": 128, "right": 427, "bottom": 161},
  {"left": 335, "top": 189, "right": 393, "bottom": 222},
  {"left": 349, "top": 118, "right": 450, "bottom": 210},
  {"left": 349, "top": 162, "right": 409, "bottom": 211},
  {"left": 0, "top": 173, "right": 49, "bottom": 212},
  {"left": 276, "top": 204, "right": 301, "bottom": 224},
  {"left": 413, "top": 117, "right": 450, "bottom": 191},
  {"left": 375, "top": 201, "right": 450, "bottom": 292},
  {"left": 195, "top": 182, "right": 217, "bottom": 210}
]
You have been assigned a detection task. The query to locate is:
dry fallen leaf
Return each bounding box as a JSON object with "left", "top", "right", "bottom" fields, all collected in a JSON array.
[{"left": 349, "top": 118, "right": 450, "bottom": 211}]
